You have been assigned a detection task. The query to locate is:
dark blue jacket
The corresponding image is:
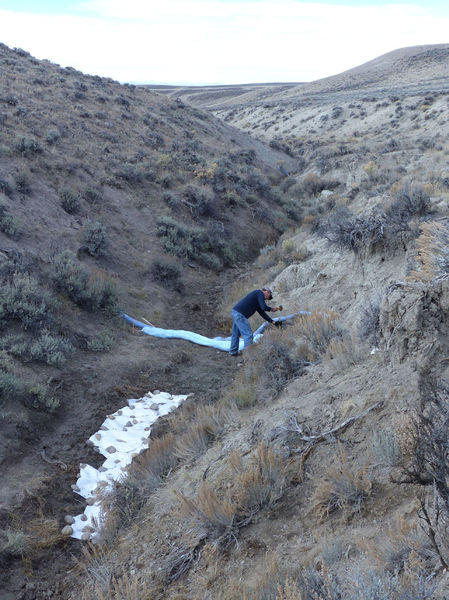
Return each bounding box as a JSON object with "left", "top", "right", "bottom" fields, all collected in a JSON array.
[{"left": 233, "top": 290, "right": 273, "bottom": 323}]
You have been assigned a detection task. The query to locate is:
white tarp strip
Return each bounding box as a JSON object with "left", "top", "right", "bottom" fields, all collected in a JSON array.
[{"left": 66, "top": 391, "right": 188, "bottom": 540}]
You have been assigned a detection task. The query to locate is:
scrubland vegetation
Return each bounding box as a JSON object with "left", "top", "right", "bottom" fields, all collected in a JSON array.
[{"left": 3, "top": 42, "right": 449, "bottom": 600}]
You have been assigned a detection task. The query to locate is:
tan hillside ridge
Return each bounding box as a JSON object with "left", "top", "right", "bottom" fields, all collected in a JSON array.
[{"left": 3, "top": 41, "right": 449, "bottom": 599}]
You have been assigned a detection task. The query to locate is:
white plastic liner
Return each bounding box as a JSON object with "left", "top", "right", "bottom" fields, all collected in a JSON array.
[{"left": 68, "top": 390, "right": 188, "bottom": 540}]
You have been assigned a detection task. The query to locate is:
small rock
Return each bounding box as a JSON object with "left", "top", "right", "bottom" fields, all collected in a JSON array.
[
  {"left": 106, "top": 446, "right": 116, "bottom": 454},
  {"left": 86, "top": 497, "right": 96, "bottom": 505},
  {"left": 61, "top": 525, "right": 73, "bottom": 536},
  {"left": 71, "top": 484, "right": 80, "bottom": 492},
  {"left": 81, "top": 533, "right": 91, "bottom": 541},
  {"left": 150, "top": 403, "right": 159, "bottom": 411},
  {"left": 95, "top": 433, "right": 101, "bottom": 440},
  {"left": 80, "top": 514, "right": 88, "bottom": 521},
  {"left": 64, "top": 515, "right": 75, "bottom": 524}
]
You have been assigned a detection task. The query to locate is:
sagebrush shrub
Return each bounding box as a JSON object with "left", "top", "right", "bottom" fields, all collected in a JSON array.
[
  {"left": 15, "top": 136, "right": 42, "bottom": 157},
  {"left": 0, "top": 273, "right": 58, "bottom": 329},
  {"left": 359, "top": 296, "right": 381, "bottom": 346},
  {"left": 45, "top": 128, "right": 61, "bottom": 145},
  {"left": 388, "top": 181, "right": 431, "bottom": 220},
  {"left": 81, "top": 221, "right": 109, "bottom": 257},
  {"left": 371, "top": 428, "right": 402, "bottom": 467},
  {"left": 0, "top": 530, "right": 28, "bottom": 558},
  {"left": 50, "top": 251, "right": 118, "bottom": 313},
  {"left": 150, "top": 258, "right": 183, "bottom": 291},
  {"left": 14, "top": 172, "right": 31, "bottom": 195},
  {"left": 317, "top": 208, "right": 387, "bottom": 254},
  {"left": 174, "top": 405, "right": 228, "bottom": 461},
  {"left": 0, "top": 330, "right": 74, "bottom": 366},
  {"left": 0, "top": 201, "right": 21, "bottom": 238},
  {"left": 293, "top": 173, "right": 340, "bottom": 198},
  {"left": 87, "top": 332, "right": 113, "bottom": 352},
  {"left": 156, "top": 216, "right": 237, "bottom": 269},
  {"left": 82, "top": 186, "right": 102, "bottom": 204},
  {"left": 0, "top": 371, "right": 58, "bottom": 412},
  {"left": 60, "top": 188, "right": 80, "bottom": 214},
  {"left": 311, "top": 446, "right": 372, "bottom": 521},
  {"left": 294, "top": 310, "right": 343, "bottom": 356}
]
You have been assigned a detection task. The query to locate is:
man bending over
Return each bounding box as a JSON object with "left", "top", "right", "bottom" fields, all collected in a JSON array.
[{"left": 229, "top": 288, "right": 280, "bottom": 356}]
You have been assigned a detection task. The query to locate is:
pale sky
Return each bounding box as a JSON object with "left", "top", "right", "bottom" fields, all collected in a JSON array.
[{"left": 0, "top": 0, "right": 448, "bottom": 85}]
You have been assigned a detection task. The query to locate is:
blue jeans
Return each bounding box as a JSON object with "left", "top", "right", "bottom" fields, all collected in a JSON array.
[{"left": 230, "top": 309, "right": 253, "bottom": 355}]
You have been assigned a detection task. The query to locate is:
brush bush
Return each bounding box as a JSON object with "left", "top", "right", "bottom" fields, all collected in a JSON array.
[
  {"left": 293, "top": 173, "right": 340, "bottom": 198},
  {"left": 156, "top": 216, "right": 238, "bottom": 270},
  {"left": 150, "top": 258, "right": 183, "bottom": 291},
  {"left": 60, "top": 188, "right": 80, "bottom": 215},
  {"left": 14, "top": 172, "right": 31, "bottom": 195},
  {"left": 317, "top": 208, "right": 387, "bottom": 253},
  {"left": 117, "top": 161, "right": 155, "bottom": 184},
  {"left": 45, "top": 128, "right": 61, "bottom": 145},
  {"left": 386, "top": 182, "right": 431, "bottom": 233},
  {"left": 0, "top": 273, "right": 58, "bottom": 329},
  {"left": 0, "top": 178, "right": 13, "bottom": 197},
  {"left": 87, "top": 331, "right": 114, "bottom": 352},
  {"left": 15, "top": 136, "right": 42, "bottom": 157},
  {"left": 0, "top": 371, "right": 58, "bottom": 412},
  {"left": 0, "top": 201, "right": 21, "bottom": 238},
  {"left": 81, "top": 221, "right": 109, "bottom": 257},
  {"left": 82, "top": 185, "right": 103, "bottom": 205},
  {"left": 359, "top": 295, "right": 381, "bottom": 346},
  {"left": 311, "top": 446, "right": 372, "bottom": 521},
  {"left": 0, "top": 330, "right": 74, "bottom": 366},
  {"left": 51, "top": 250, "right": 118, "bottom": 314}
]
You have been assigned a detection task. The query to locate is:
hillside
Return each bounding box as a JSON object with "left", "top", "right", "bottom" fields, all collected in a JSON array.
[
  {"left": 3, "top": 42, "right": 449, "bottom": 600},
  {"left": 0, "top": 43, "right": 300, "bottom": 599}
]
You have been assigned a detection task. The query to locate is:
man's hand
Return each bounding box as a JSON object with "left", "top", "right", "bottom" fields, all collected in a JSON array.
[{"left": 274, "top": 321, "right": 282, "bottom": 328}]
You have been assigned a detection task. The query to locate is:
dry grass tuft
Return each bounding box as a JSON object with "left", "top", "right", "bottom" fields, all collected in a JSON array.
[
  {"left": 322, "top": 336, "right": 361, "bottom": 371},
  {"left": 174, "top": 403, "right": 233, "bottom": 461},
  {"left": 230, "top": 442, "right": 287, "bottom": 514},
  {"left": 239, "top": 327, "right": 310, "bottom": 401},
  {"left": 26, "top": 514, "right": 64, "bottom": 551},
  {"left": 410, "top": 220, "right": 449, "bottom": 280},
  {"left": 311, "top": 446, "right": 372, "bottom": 522},
  {"left": 179, "top": 484, "right": 238, "bottom": 546},
  {"left": 293, "top": 310, "right": 343, "bottom": 356},
  {"left": 171, "top": 441, "right": 288, "bottom": 581},
  {"left": 135, "top": 431, "right": 178, "bottom": 479},
  {"left": 393, "top": 412, "right": 418, "bottom": 458},
  {"left": 360, "top": 517, "right": 429, "bottom": 574},
  {"left": 223, "top": 381, "right": 258, "bottom": 408}
]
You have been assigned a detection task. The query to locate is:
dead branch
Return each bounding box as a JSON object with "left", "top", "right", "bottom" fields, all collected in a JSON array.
[{"left": 284, "top": 400, "right": 384, "bottom": 456}]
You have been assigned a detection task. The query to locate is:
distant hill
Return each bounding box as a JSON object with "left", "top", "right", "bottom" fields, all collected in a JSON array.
[{"left": 154, "top": 44, "right": 449, "bottom": 113}]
